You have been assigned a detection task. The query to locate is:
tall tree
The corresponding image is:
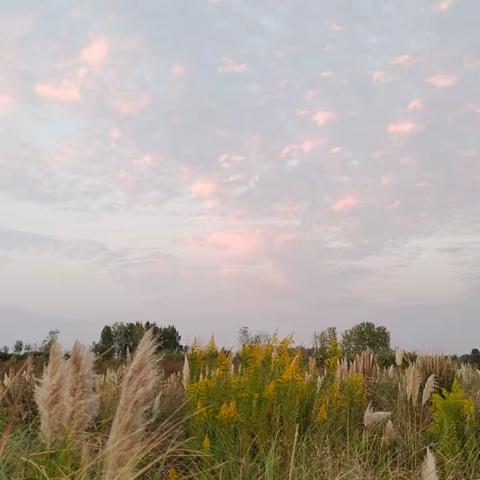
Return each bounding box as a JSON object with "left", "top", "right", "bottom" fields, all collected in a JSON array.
[
  {"left": 312, "top": 327, "right": 338, "bottom": 364},
  {"left": 341, "top": 322, "right": 391, "bottom": 359},
  {"left": 92, "top": 325, "right": 115, "bottom": 359}
]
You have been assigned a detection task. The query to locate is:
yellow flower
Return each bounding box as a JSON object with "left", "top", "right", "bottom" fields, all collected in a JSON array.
[
  {"left": 316, "top": 401, "right": 328, "bottom": 421},
  {"left": 167, "top": 467, "right": 178, "bottom": 479},
  {"left": 265, "top": 380, "right": 276, "bottom": 398},
  {"left": 206, "top": 334, "right": 217, "bottom": 356},
  {"left": 202, "top": 433, "right": 211, "bottom": 452},
  {"left": 218, "top": 400, "right": 239, "bottom": 421}
]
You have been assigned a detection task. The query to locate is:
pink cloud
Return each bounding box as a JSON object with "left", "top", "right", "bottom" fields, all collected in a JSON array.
[
  {"left": 35, "top": 81, "right": 81, "bottom": 102},
  {"left": 134, "top": 153, "right": 154, "bottom": 165},
  {"left": 407, "top": 99, "right": 422, "bottom": 111},
  {"left": 110, "top": 127, "right": 122, "bottom": 140},
  {"left": 81, "top": 38, "right": 109, "bottom": 67},
  {"left": 196, "top": 230, "right": 263, "bottom": 257},
  {"left": 191, "top": 180, "right": 217, "bottom": 198},
  {"left": 171, "top": 64, "right": 186, "bottom": 79},
  {"left": 426, "top": 73, "right": 457, "bottom": 88},
  {"left": 371, "top": 70, "right": 386, "bottom": 84},
  {"left": 0, "top": 95, "right": 14, "bottom": 112},
  {"left": 391, "top": 54, "right": 417, "bottom": 67},
  {"left": 217, "top": 57, "right": 247, "bottom": 74},
  {"left": 116, "top": 170, "right": 135, "bottom": 185},
  {"left": 320, "top": 70, "right": 336, "bottom": 79},
  {"left": 218, "top": 153, "right": 245, "bottom": 167},
  {"left": 329, "top": 146, "right": 343, "bottom": 155},
  {"left": 306, "top": 89, "right": 317, "bottom": 100},
  {"left": 296, "top": 109, "right": 310, "bottom": 117},
  {"left": 381, "top": 175, "right": 394, "bottom": 185},
  {"left": 192, "top": 228, "right": 299, "bottom": 258},
  {"left": 280, "top": 139, "right": 323, "bottom": 158},
  {"left": 387, "top": 122, "right": 415, "bottom": 134},
  {"left": 327, "top": 21, "right": 344, "bottom": 32},
  {"left": 224, "top": 174, "right": 245, "bottom": 183},
  {"left": 435, "top": 0, "right": 454, "bottom": 11},
  {"left": 400, "top": 157, "right": 416, "bottom": 165},
  {"left": 331, "top": 195, "right": 360, "bottom": 212},
  {"left": 111, "top": 92, "right": 150, "bottom": 115},
  {"left": 312, "top": 110, "right": 336, "bottom": 126}
]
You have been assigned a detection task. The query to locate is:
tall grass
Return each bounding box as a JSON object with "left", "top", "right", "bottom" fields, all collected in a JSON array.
[{"left": 1, "top": 331, "right": 480, "bottom": 479}]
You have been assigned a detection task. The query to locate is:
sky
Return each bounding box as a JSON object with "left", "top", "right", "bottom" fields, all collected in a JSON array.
[{"left": 1, "top": 0, "right": 480, "bottom": 353}]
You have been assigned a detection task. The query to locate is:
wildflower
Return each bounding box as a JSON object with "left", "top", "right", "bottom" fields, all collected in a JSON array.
[
  {"left": 316, "top": 402, "right": 328, "bottom": 421},
  {"left": 167, "top": 468, "right": 178, "bottom": 480},
  {"left": 218, "top": 400, "right": 239, "bottom": 421},
  {"left": 202, "top": 433, "right": 211, "bottom": 452}
]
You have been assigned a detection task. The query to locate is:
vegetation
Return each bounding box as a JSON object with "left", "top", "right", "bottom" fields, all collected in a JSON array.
[{"left": 1, "top": 322, "right": 480, "bottom": 479}]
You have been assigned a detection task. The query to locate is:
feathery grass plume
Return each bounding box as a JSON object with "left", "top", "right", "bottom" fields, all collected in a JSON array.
[
  {"left": 405, "top": 364, "right": 421, "bottom": 406},
  {"left": 363, "top": 403, "right": 391, "bottom": 430},
  {"left": 422, "top": 374, "right": 437, "bottom": 406},
  {"left": 335, "top": 358, "right": 349, "bottom": 382},
  {"left": 65, "top": 342, "right": 99, "bottom": 444},
  {"left": 103, "top": 329, "right": 159, "bottom": 480},
  {"left": 182, "top": 352, "right": 190, "bottom": 390},
  {"left": 395, "top": 348, "right": 403, "bottom": 367},
  {"left": 381, "top": 419, "right": 396, "bottom": 447},
  {"left": 351, "top": 350, "right": 379, "bottom": 385},
  {"left": 35, "top": 341, "right": 68, "bottom": 446},
  {"left": 417, "top": 354, "right": 455, "bottom": 389},
  {"left": 420, "top": 448, "right": 439, "bottom": 480}
]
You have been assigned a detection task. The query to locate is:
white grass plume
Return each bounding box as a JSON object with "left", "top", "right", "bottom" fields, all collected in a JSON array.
[
  {"left": 363, "top": 403, "right": 391, "bottom": 430},
  {"left": 395, "top": 348, "right": 403, "bottom": 367},
  {"left": 103, "top": 329, "right": 160, "bottom": 480},
  {"left": 182, "top": 352, "right": 190, "bottom": 390},
  {"left": 65, "top": 342, "right": 99, "bottom": 444},
  {"left": 405, "top": 364, "right": 421, "bottom": 406},
  {"left": 420, "top": 448, "right": 439, "bottom": 480},
  {"left": 34, "top": 342, "right": 68, "bottom": 446},
  {"left": 381, "top": 419, "right": 396, "bottom": 447},
  {"left": 422, "top": 374, "right": 437, "bottom": 406}
]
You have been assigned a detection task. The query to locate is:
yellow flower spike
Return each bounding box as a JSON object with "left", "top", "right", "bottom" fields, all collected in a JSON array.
[
  {"left": 266, "top": 380, "right": 276, "bottom": 398},
  {"left": 167, "top": 467, "right": 178, "bottom": 480},
  {"left": 206, "top": 334, "right": 217, "bottom": 355},
  {"left": 316, "top": 402, "right": 328, "bottom": 422},
  {"left": 218, "top": 400, "right": 239, "bottom": 421},
  {"left": 202, "top": 433, "right": 211, "bottom": 452}
]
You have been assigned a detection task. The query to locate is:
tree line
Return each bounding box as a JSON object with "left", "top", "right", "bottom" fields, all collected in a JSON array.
[{"left": 2, "top": 321, "right": 480, "bottom": 366}]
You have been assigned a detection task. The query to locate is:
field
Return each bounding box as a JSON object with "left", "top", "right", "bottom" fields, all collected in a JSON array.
[{"left": 1, "top": 330, "right": 480, "bottom": 479}]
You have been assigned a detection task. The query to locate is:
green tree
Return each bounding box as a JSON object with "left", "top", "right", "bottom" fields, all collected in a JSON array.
[
  {"left": 92, "top": 325, "right": 115, "bottom": 359},
  {"left": 341, "top": 322, "right": 391, "bottom": 359},
  {"left": 40, "top": 329, "right": 60, "bottom": 355},
  {"left": 13, "top": 340, "right": 23, "bottom": 355},
  {"left": 155, "top": 325, "right": 181, "bottom": 351},
  {"left": 312, "top": 327, "right": 338, "bottom": 364},
  {"left": 238, "top": 327, "right": 271, "bottom": 346}
]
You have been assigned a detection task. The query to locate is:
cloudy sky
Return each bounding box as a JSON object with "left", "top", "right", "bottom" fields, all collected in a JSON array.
[{"left": 1, "top": 0, "right": 480, "bottom": 352}]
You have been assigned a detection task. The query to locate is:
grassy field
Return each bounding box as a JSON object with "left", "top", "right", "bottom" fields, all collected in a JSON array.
[{"left": 1, "top": 330, "right": 480, "bottom": 479}]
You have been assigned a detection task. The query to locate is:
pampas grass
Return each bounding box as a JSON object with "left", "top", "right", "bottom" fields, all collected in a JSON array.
[
  {"left": 363, "top": 403, "right": 391, "bottom": 430},
  {"left": 65, "top": 342, "right": 99, "bottom": 444},
  {"left": 405, "top": 364, "right": 421, "bottom": 406},
  {"left": 381, "top": 419, "right": 396, "bottom": 447},
  {"left": 34, "top": 341, "right": 68, "bottom": 446},
  {"left": 422, "top": 374, "right": 437, "bottom": 407},
  {"left": 182, "top": 353, "right": 189, "bottom": 390},
  {"left": 103, "top": 329, "right": 160, "bottom": 480},
  {"left": 420, "top": 448, "right": 439, "bottom": 480}
]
